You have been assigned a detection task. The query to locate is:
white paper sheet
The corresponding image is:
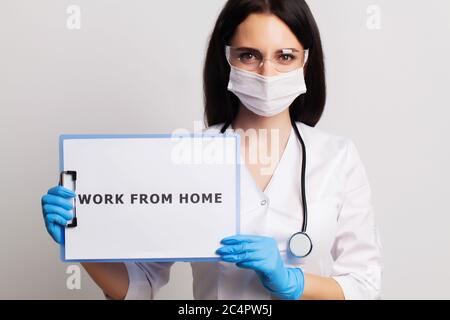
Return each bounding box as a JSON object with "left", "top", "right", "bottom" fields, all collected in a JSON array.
[{"left": 59, "top": 134, "right": 240, "bottom": 262}]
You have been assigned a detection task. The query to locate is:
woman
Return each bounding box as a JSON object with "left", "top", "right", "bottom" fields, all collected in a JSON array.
[{"left": 41, "top": 0, "right": 382, "bottom": 300}]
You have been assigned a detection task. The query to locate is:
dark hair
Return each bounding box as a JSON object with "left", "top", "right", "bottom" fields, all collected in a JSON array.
[{"left": 203, "top": 0, "right": 326, "bottom": 128}]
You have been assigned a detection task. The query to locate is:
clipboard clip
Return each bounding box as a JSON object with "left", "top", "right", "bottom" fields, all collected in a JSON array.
[{"left": 59, "top": 170, "right": 77, "bottom": 228}]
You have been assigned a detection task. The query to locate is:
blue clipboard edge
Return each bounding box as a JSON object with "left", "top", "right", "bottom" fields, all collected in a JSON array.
[{"left": 58, "top": 133, "right": 241, "bottom": 263}]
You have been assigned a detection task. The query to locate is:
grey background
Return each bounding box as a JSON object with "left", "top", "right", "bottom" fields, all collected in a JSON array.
[{"left": 0, "top": 0, "right": 449, "bottom": 299}]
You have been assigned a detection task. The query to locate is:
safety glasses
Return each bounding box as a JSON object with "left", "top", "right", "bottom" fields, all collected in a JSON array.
[{"left": 225, "top": 45, "right": 309, "bottom": 73}]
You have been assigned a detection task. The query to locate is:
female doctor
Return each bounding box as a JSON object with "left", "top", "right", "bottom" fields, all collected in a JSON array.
[{"left": 41, "top": 0, "right": 382, "bottom": 300}]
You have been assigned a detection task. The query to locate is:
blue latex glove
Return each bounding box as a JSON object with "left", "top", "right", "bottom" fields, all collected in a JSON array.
[
  {"left": 41, "top": 185, "right": 76, "bottom": 244},
  {"left": 216, "top": 234, "right": 305, "bottom": 300}
]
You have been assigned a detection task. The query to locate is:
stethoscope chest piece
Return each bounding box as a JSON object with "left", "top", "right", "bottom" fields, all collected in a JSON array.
[{"left": 288, "top": 232, "right": 313, "bottom": 258}]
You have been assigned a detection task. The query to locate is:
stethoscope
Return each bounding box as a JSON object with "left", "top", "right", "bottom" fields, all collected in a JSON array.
[{"left": 220, "top": 117, "right": 313, "bottom": 258}]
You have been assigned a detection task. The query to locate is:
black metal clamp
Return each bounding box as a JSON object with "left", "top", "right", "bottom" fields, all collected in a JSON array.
[{"left": 59, "top": 170, "right": 78, "bottom": 228}]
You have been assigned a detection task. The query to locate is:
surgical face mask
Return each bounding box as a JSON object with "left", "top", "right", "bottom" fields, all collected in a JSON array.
[{"left": 226, "top": 64, "right": 307, "bottom": 117}]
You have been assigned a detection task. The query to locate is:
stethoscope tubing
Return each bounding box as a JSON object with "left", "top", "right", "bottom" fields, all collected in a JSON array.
[{"left": 290, "top": 117, "right": 308, "bottom": 233}]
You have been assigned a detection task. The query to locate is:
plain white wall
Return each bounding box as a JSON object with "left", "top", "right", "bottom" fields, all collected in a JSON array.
[{"left": 0, "top": 0, "right": 449, "bottom": 299}]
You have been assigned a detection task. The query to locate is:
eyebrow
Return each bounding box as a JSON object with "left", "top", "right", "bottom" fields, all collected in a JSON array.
[{"left": 234, "top": 47, "right": 301, "bottom": 53}]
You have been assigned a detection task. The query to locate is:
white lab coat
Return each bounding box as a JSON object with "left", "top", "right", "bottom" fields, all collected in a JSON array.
[{"left": 116, "top": 121, "right": 383, "bottom": 300}]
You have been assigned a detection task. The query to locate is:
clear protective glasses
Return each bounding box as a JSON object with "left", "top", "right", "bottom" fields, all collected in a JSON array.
[{"left": 225, "top": 45, "right": 309, "bottom": 73}]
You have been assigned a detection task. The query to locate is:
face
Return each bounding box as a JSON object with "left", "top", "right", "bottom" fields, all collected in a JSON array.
[{"left": 229, "top": 13, "right": 305, "bottom": 77}]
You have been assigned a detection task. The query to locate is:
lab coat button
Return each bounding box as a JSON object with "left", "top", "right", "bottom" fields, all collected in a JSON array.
[{"left": 260, "top": 199, "right": 267, "bottom": 206}]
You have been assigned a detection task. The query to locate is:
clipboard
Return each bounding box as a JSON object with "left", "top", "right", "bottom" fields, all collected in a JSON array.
[{"left": 58, "top": 133, "right": 240, "bottom": 263}]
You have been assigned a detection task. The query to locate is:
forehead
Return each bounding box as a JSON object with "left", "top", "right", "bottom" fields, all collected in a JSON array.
[{"left": 230, "top": 13, "right": 303, "bottom": 51}]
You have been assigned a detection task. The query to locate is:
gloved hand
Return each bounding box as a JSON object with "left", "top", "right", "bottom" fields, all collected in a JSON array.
[
  {"left": 41, "top": 185, "right": 76, "bottom": 244},
  {"left": 216, "top": 234, "right": 304, "bottom": 300}
]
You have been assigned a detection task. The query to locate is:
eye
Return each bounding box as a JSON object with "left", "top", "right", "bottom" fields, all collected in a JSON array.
[
  {"left": 239, "top": 52, "right": 257, "bottom": 62},
  {"left": 278, "top": 54, "right": 296, "bottom": 64}
]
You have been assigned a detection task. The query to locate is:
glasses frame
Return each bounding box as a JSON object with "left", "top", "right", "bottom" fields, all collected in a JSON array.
[{"left": 225, "top": 45, "right": 309, "bottom": 73}]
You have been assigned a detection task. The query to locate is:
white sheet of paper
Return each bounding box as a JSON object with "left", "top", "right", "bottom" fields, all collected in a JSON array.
[{"left": 59, "top": 134, "right": 240, "bottom": 262}]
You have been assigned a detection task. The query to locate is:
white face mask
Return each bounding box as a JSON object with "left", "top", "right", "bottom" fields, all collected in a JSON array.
[{"left": 227, "top": 64, "right": 307, "bottom": 117}]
